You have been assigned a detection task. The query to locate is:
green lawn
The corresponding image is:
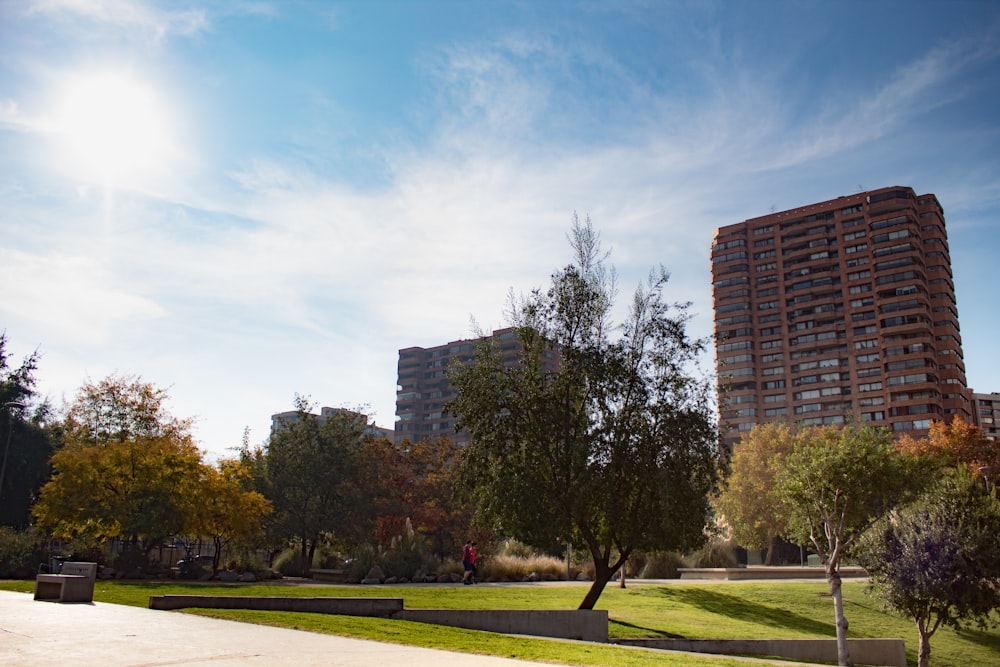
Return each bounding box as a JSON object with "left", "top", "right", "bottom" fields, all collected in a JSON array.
[{"left": 2, "top": 579, "right": 998, "bottom": 666}]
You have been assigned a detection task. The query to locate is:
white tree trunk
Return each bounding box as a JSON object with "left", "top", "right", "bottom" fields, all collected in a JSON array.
[{"left": 828, "top": 566, "right": 852, "bottom": 666}]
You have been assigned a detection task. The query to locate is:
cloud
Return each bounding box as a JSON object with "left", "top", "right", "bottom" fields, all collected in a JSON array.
[{"left": 27, "top": 0, "right": 209, "bottom": 42}]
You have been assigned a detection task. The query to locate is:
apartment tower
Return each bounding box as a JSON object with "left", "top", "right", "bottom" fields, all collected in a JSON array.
[
  {"left": 395, "top": 328, "right": 559, "bottom": 444},
  {"left": 711, "top": 186, "right": 971, "bottom": 444}
]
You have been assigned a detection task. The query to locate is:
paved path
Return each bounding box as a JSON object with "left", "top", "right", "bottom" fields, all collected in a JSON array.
[{"left": 0, "top": 590, "right": 544, "bottom": 666}]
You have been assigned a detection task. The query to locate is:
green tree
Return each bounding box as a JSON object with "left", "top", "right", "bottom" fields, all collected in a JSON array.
[
  {"left": 775, "top": 423, "right": 916, "bottom": 667},
  {"left": 33, "top": 375, "right": 204, "bottom": 562},
  {"left": 1, "top": 333, "right": 58, "bottom": 528},
  {"left": 856, "top": 468, "right": 1000, "bottom": 667},
  {"left": 252, "top": 398, "right": 371, "bottom": 572},
  {"left": 713, "top": 422, "right": 796, "bottom": 564},
  {"left": 449, "top": 216, "right": 721, "bottom": 610}
]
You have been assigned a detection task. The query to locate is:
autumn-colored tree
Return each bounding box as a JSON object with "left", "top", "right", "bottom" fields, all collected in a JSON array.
[
  {"left": 189, "top": 459, "right": 272, "bottom": 574},
  {"left": 33, "top": 375, "right": 205, "bottom": 563},
  {"left": 714, "top": 422, "right": 796, "bottom": 564},
  {"left": 896, "top": 416, "right": 1000, "bottom": 483},
  {"left": 364, "top": 436, "right": 472, "bottom": 559}
]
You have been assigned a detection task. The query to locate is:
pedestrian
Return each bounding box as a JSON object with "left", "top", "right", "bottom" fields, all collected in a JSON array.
[
  {"left": 469, "top": 541, "right": 478, "bottom": 584},
  {"left": 462, "top": 540, "right": 473, "bottom": 585}
]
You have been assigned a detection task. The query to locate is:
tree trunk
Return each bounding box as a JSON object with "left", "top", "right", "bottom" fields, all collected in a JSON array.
[
  {"left": 579, "top": 568, "right": 613, "bottom": 610},
  {"left": 827, "top": 565, "right": 852, "bottom": 666},
  {"left": 917, "top": 622, "right": 932, "bottom": 667},
  {"left": 764, "top": 536, "right": 775, "bottom": 566}
]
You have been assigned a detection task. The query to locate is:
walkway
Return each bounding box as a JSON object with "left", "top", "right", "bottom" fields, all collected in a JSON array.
[{"left": 0, "top": 590, "right": 542, "bottom": 666}]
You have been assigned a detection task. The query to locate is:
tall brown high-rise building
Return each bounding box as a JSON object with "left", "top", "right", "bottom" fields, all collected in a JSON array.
[{"left": 711, "top": 186, "right": 971, "bottom": 444}]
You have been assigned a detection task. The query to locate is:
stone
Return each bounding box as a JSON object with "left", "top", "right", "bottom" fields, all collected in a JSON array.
[{"left": 218, "top": 570, "right": 239, "bottom": 582}]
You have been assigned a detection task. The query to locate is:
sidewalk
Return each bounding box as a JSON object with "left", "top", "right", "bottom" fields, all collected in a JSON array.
[{"left": 0, "top": 590, "right": 543, "bottom": 666}]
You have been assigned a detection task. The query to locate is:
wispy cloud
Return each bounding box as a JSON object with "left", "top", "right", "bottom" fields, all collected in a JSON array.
[{"left": 27, "top": 0, "right": 209, "bottom": 42}]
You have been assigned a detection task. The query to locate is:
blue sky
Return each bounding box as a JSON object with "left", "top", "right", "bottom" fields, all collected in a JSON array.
[{"left": 2, "top": 1, "right": 999, "bottom": 458}]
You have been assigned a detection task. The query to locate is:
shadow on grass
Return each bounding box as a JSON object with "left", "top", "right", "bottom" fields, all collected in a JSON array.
[
  {"left": 955, "top": 626, "right": 1000, "bottom": 651},
  {"left": 655, "top": 587, "right": 835, "bottom": 636},
  {"left": 610, "top": 619, "right": 684, "bottom": 639}
]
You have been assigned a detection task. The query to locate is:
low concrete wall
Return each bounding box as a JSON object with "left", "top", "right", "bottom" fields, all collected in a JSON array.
[
  {"left": 678, "top": 566, "right": 867, "bottom": 580},
  {"left": 395, "top": 609, "right": 608, "bottom": 642},
  {"left": 616, "top": 638, "right": 906, "bottom": 667},
  {"left": 148, "top": 595, "right": 606, "bottom": 642},
  {"left": 149, "top": 595, "right": 403, "bottom": 617}
]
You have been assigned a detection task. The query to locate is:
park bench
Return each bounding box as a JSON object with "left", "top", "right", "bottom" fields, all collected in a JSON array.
[{"left": 34, "top": 561, "right": 98, "bottom": 603}]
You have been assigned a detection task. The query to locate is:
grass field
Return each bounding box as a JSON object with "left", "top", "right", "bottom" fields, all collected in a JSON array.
[{"left": 2, "top": 578, "right": 998, "bottom": 666}]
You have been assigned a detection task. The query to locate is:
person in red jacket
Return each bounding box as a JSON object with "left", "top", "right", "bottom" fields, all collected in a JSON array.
[{"left": 462, "top": 540, "right": 474, "bottom": 584}]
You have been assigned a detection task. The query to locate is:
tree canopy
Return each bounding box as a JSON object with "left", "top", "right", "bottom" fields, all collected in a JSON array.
[
  {"left": 0, "top": 332, "right": 55, "bottom": 528},
  {"left": 775, "top": 422, "right": 917, "bottom": 666},
  {"left": 33, "top": 375, "right": 204, "bottom": 559},
  {"left": 713, "top": 422, "right": 796, "bottom": 564},
  {"left": 449, "top": 215, "right": 721, "bottom": 610},
  {"left": 244, "top": 398, "right": 372, "bottom": 572},
  {"left": 856, "top": 467, "right": 1000, "bottom": 667}
]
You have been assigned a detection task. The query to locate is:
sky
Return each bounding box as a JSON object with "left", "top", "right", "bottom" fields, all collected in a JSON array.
[{"left": 2, "top": 0, "right": 999, "bottom": 459}]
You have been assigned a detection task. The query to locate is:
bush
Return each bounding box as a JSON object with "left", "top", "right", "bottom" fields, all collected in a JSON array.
[
  {"left": 687, "top": 537, "right": 739, "bottom": 568},
  {"left": 639, "top": 551, "right": 685, "bottom": 579},
  {"left": 0, "top": 527, "right": 43, "bottom": 578},
  {"left": 345, "top": 544, "right": 378, "bottom": 583},
  {"left": 272, "top": 548, "right": 308, "bottom": 577},
  {"left": 480, "top": 553, "right": 567, "bottom": 582},
  {"left": 495, "top": 538, "right": 535, "bottom": 559}
]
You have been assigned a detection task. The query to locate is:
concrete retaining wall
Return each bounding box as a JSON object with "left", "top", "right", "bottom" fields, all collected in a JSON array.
[
  {"left": 678, "top": 566, "right": 867, "bottom": 580},
  {"left": 149, "top": 595, "right": 403, "bottom": 617},
  {"left": 615, "top": 638, "right": 906, "bottom": 667},
  {"left": 395, "top": 609, "right": 607, "bottom": 642},
  {"left": 148, "top": 595, "right": 606, "bottom": 642}
]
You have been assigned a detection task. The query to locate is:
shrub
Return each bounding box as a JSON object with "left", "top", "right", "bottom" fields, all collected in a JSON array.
[
  {"left": 0, "top": 527, "right": 43, "bottom": 578},
  {"left": 687, "top": 537, "right": 739, "bottom": 568},
  {"left": 639, "top": 551, "right": 685, "bottom": 579},
  {"left": 272, "top": 548, "right": 308, "bottom": 577},
  {"left": 480, "top": 553, "right": 567, "bottom": 581},
  {"left": 345, "top": 544, "right": 378, "bottom": 583},
  {"left": 495, "top": 538, "right": 534, "bottom": 559}
]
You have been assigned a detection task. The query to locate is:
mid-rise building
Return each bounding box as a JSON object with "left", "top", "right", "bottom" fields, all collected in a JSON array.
[
  {"left": 711, "top": 186, "right": 971, "bottom": 444},
  {"left": 271, "top": 406, "right": 393, "bottom": 441},
  {"left": 395, "top": 328, "right": 558, "bottom": 444},
  {"left": 972, "top": 392, "right": 1000, "bottom": 441}
]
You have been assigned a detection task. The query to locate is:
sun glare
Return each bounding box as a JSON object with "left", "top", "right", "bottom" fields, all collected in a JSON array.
[{"left": 55, "top": 72, "right": 176, "bottom": 187}]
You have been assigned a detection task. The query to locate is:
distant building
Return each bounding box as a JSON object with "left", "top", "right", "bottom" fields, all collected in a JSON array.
[
  {"left": 270, "top": 406, "right": 393, "bottom": 441},
  {"left": 395, "top": 327, "right": 558, "bottom": 444},
  {"left": 711, "top": 186, "right": 971, "bottom": 445},
  {"left": 972, "top": 392, "right": 1000, "bottom": 441}
]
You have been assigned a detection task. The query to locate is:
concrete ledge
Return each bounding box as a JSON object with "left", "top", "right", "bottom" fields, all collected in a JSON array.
[
  {"left": 678, "top": 566, "right": 867, "bottom": 580},
  {"left": 395, "top": 609, "right": 608, "bottom": 642},
  {"left": 309, "top": 569, "right": 347, "bottom": 583},
  {"left": 149, "top": 595, "right": 403, "bottom": 617},
  {"left": 615, "top": 638, "right": 906, "bottom": 667},
  {"left": 148, "top": 595, "right": 606, "bottom": 642}
]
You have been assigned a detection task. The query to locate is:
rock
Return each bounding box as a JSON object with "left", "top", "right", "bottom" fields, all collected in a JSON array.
[
  {"left": 239, "top": 572, "right": 256, "bottom": 582},
  {"left": 361, "top": 577, "right": 381, "bottom": 585},
  {"left": 384, "top": 576, "right": 399, "bottom": 584},
  {"left": 218, "top": 570, "right": 239, "bottom": 582},
  {"left": 364, "top": 565, "right": 385, "bottom": 582}
]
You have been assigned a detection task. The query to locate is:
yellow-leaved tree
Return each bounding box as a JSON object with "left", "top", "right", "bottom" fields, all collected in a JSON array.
[{"left": 33, "top": 375, "right": 205, "bottom": 568}]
